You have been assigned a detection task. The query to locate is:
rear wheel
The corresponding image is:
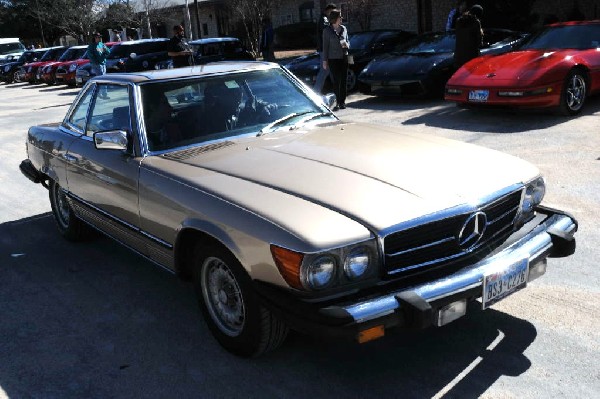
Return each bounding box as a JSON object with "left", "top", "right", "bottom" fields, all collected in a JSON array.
[
  {"left": 559, "top": 69, "right": 587, "bottom": 115},
  {"left": 49, "top": 180, "right": 89, "bottom": 241},
  {"left": 193, "top": 244, "right": 288, "bottom": 357}
]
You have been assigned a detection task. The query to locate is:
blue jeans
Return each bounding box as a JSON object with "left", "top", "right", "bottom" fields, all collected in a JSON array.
[{"left": 90, "top": 64, "right": 106, "bottom": 77}]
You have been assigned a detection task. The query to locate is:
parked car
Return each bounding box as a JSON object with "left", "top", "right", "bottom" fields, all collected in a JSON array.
[
  {"left": 76, "top": 39, "right": 169, "bottom": 86},
  {"left": 20, "top": 62, "right": 577, "bottom": 357},
  {"left": 20, "top": 46, "right": 67, "bottom": 84},
  {"left": 56, "top": 42, "right": 117, "bottom": 86},
  {"left": 358, "top": 29, "right": 527, "bottom": 97},
  {"left": 39, "top": 45, "right": 88, "bottom": 85},
  {"left": 154, "top": 37, "right": 255, "bottom": 70},
  {"left": 445, "top": 20, "right": 600, "bottom": 115},
  {"left": 0, "top": 48, "right": 48, "bottom": 83},
  {"left": 0, "top": 38, "right": 26, "bottom": 63},
  {"left": 285, "top": 30, "right": 416, "bottom": 92}
]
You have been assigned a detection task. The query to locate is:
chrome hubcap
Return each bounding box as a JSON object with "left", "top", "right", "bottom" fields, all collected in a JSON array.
[
  {"left": 566, "top": 74, "right": 585, "bottom": 111},
  {"left": 202, "top": 257, "right": 245, "bottom": 337},
  {"left": 54, "top": 186, "right": 70, "bottom": 227}
]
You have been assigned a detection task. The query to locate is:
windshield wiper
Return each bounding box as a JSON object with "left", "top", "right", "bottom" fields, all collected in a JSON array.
[
  {"left": 290, "top": 111, "right": 334, "bottom": 130},
  {"left": 257, "top": 111, "right": 313, "bottom": 136}
]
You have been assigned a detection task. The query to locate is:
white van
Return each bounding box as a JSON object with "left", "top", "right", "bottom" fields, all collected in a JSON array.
[{"left": 0, "top": 38, "right": 26, "bottom": 62}]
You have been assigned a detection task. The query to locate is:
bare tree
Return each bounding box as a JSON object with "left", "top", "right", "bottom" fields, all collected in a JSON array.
[
  {"left": 133, "top": 0, "right": 175, "bottom": 38},
  {"left": 230, "top": 0, "right": 281, "bottom": 57},
  {"left": 346, "top": 0, "right": 376, "bottom": 31}
]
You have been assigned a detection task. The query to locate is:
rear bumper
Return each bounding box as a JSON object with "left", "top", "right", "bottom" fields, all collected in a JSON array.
[{"left": 255, "top": 207, "right": 577, "bottom": 340}]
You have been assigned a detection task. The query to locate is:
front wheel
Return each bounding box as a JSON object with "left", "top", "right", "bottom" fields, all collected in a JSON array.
[
  {"left": 193, "top": 245, "right": 288, "bottom": 357},
  {"left": 49, "top": 181, "right": 89, "bottom": 241},
  {"left": 559, "top": 70, "right": 587, "bottom": 115}
]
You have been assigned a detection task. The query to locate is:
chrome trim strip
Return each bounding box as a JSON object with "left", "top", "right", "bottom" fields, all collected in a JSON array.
[
  {"left": 344, "top": 213, "right": 576, "bottom": 323},
  {"left": 67, "top": 191, "right": 173, "bottom": 250},
  {"left": 387, "top": 236, "right": 455, "bottom": 257}
]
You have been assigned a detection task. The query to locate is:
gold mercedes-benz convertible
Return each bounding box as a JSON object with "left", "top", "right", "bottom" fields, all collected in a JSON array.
[{"left": 20, "top": 62, "right": 577, "bottom": 357}]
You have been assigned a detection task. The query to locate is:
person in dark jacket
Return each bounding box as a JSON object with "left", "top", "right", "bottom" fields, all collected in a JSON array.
[
  {"left": 313, "top": 3, "right": 337, "bottom": 93},
  {"left": 87, "top": 32, "right": 111, "bottom": 98},
  {"left": 454, "top": 4, "right": 484, "bottom": 68},
  {"left": 168, "top": 25, "right": 193, "bottom": 68},
  {"left": 322, "top": 10, "right": 349, "bottom": 110}
]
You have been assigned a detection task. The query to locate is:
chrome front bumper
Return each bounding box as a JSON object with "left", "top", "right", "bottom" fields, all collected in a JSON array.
[{"left": 343, "top": 213, "right": 577, "bottom": 324}]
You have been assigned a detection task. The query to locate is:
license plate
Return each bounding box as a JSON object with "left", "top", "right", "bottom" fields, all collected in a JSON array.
[
  {"left": 468, "top": 90, "right": 489, "bottom": 102},
  {"left": 482, "top": 258, "right": 529, "bottom": 309}
]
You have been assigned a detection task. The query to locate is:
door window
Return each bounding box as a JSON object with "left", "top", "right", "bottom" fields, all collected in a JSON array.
[
  {"left": 67, "top": 87, "right": 94, "bottom": 132},
  {"left": 86, "top": 84, "right": 131, "bottom": 137}
]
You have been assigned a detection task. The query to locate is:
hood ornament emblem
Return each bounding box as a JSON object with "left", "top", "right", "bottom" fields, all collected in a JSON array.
[{"left": 458, "top": 211, "right": 487, "bottom": 251}]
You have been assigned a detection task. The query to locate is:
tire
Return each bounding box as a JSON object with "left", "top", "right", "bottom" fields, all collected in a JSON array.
[
  {"left": 193, "top": 244, "right": 288, "bottom": 357},
  {"left": 49, "top": 180, "right": 89, "bottom": 241},
  {"left": 559, "top": 69, "right": 587, "bottom": 116},
  {"left": 7, "top": 71, "right": 17, "bottom": 84}
]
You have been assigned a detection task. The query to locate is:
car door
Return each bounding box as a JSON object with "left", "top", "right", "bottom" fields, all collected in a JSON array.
[{"left": 64, "top": 82, "right": 147, "bottom": 254}]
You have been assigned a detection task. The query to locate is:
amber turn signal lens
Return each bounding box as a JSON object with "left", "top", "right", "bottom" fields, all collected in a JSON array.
[
  {"left": 271, "top": 245, "right": 304, "bottom": 289},
  {"left": 357, "top": 325, "right": 385, "bottom": 344}
]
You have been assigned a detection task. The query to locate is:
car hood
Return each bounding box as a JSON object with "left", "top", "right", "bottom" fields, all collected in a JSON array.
[
  {"left": 451, "top": 49, "right": 573, "bottom": 85},
  {"left": 362, "top": 52, "right": 452, "bottom": 79},
  {"left": 152, "top": 122, "right": 537, "bottom": 233}
]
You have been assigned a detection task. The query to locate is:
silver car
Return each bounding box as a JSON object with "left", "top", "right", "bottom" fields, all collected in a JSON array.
[{"left": 20, "top": 62, "right": 577, "bottom": 357}]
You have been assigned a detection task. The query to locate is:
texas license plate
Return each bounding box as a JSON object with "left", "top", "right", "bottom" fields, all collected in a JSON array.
[
  {"left": 482, "top": 258, "right": 529, "bottom": 309},
  {"left": 468, "top": 89, "right": 489, "bottom": 102}
]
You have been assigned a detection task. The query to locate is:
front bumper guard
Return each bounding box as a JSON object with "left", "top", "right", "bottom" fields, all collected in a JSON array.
[{"left": 342, "top": 211, "right": 576, "bottom": 325}]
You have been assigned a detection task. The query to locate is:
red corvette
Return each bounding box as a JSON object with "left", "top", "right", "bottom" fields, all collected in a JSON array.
[{"left": 445, "top": 20, "right": 600, "bottom": 115}]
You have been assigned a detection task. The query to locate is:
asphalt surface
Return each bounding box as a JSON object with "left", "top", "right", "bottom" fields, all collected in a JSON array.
[{"left": 0, "top": 81, "right": 599, "bottom": 398}]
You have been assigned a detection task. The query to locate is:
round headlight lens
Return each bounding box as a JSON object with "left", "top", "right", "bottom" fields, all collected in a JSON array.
[
  {"left": 302, "top": 255, "right": 336, "bottom": 289},
  {"left": 344, "top": 246, "right": 370, "bottom": 279},
  {"left": 523, "top": 177, "right": 546, "bottom": 213}
]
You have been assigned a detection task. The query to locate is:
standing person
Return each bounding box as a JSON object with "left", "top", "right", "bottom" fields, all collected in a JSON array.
[
  {"left": 313, "top": 3, "right": 337, "bottom": 94},
  {"left": 454, "top": 4, "right": 484, "bottom": 69},
  {"left": 446, "top": 0, "right": 467, "bottom": 31},
  {"left": 88, "top": 32, "right": 110, "bottom": 98},
  {"left": 322, "top": 10, "right": 349, "bottom": 110},
  {"left": 168, "top": 25, "right": 193, "bottom": 68},
  {"left": 260, "top": 18, "right": 275, "bottom": 62},
  {"left": 113, "top": 30, "right": 122, "bottom": 42}
]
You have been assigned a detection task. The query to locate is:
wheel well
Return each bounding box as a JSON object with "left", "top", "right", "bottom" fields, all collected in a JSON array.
[{"left": 174, "top": 229, "right": 232, "bottom": 281}]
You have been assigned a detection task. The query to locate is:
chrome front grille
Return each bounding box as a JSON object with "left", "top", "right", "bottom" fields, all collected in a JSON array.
[{"left": 383, "top": 189, "right": 523, "bottom": 277}]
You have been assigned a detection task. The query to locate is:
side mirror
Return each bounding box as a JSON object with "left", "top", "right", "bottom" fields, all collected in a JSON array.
[
  {"left": 129, "top": 52, "right": 137, "bottom": 59},
  {"left": 322, "top": 93, "right": 336, "bottom": 109},
  {"left": 94, "top": 130, "right": 128, "bottom": 151}
]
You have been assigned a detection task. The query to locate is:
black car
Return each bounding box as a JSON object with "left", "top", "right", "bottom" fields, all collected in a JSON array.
[
  {"left": 1, "top": 49, "right": 48, "bottom": 83},
  {"left": 285, "top": 29, "right": 416, "bottom": 92},
  {"left": 358, "top": 29, "right": 528, "bottom": 97},
  {"left": 154, "top": 37, "right": 255, "bottom": 69},
  {"left": 76, "top": 39, "right": 170, "bottom": 86}
]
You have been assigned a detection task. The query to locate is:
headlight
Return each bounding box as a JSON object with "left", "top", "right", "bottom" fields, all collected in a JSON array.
[
  {"left": 344, "top": 246, "right": 371, "bottom": 279},
  {"left": 69, "top": 64, "right": 77, "bottom": 72},
  {"left": 302, "top": 255, "right": 336, "bottom": 289},
  {"left": 4, "top": 65, "right": 9, "bottom": 72},
  {"left": 515, "top": 176, "right": 545, "bottom": 226}
]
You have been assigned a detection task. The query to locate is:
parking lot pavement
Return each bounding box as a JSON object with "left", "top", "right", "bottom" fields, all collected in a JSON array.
[{"left": 1, "top": 82, "right": 599, "bottom": 398}]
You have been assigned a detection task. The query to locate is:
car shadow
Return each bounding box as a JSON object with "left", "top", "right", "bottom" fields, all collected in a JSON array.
[
  {"left": 347, "top": 95, "right": 600, "bottom": 134},
  {"left": 0, "top": 214, "right": 536, "bottom": 398},
  {"left": 38, "top": 86, "right": 74, "bottom": 93}
]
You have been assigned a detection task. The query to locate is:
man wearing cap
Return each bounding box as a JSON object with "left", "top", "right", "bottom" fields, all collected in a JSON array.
[
  {"left": 454, "top": 4, "right": 484, "bottom": 68},
  {"left": 87, "top": 32, "right": 110, "bottom": 78},
  {"left": 168, "top": 25, "right": 193, "bottom": 68}
]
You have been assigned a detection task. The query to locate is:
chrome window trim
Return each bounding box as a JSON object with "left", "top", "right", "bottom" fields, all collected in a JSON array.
[{"left": 63, "top": 83, "right": 96, "bottom": 134}]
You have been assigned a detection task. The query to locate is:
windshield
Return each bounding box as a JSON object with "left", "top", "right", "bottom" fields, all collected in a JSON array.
[
  {"left": 141, "top": 68, "right": 330, "bottom": 152},
  {"left": 349, "top": 32, "right": 378, "bottom": 50},
  {"left": 40, "top": 48, "right": 66, "bottom": 61},
  {"left": 58, "top": 47, "right": 87, "bottom": 61},
  {"left": 0, "top": 42, "right": 25, "bottom": 55},
  {"left": 520, "top": 24, "right": 600, "bottom": 50},
  {"left": 395, "top": 33, "right": 455, "bottom": 53}
]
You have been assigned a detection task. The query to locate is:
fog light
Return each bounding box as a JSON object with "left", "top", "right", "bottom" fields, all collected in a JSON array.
[
  {"left": 528, "top": 258, "right": 547, "bottom": 282},
  {"left": 357, "top": 325, "right": 385, "bottom": 343},
  {"left": 436, "top": 299, "right": 467, "bottom": 326}
]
